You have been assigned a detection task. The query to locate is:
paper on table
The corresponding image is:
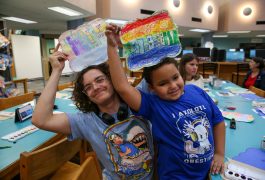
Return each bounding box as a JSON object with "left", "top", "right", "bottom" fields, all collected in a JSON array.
[
  {"left": 0, "top": 111, "right": 15, "bottom": 121},
  {"left": 216, "top": 91, "right": 235, "bottom": 97},
  {"left": 240, "top": 93, "right": 263, "bottom": 101},
  {"left": 225, "top": 86, "right": 250, "bottom": 94},
  {"left": 222, "top": 111, "right": 254, "bottom": 122},
  {"left": 56, "top": 92, "right": 71, "bottom": 99}
]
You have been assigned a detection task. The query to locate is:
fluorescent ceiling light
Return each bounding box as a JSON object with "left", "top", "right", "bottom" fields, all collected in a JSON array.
[
  {"left": 106, "top": 19, "right": 128, "bottom": 25},
  {"left": 256, "top": 35, "right": 265, "bottom": 37},
  {"left": 227, "top": 31, "right": 250, "bottom": 33},
  {"left": 2, "top": 17, "right": 37, "bottom": 24},
  {"left": 48, "top": 7, "right": 83, "bottom": 16},
  {"left": 213, "top": 35, "right": 228, "bottom": 38},
  {"left": 189, "top": 29, "right": 210, "bottom": 33}
]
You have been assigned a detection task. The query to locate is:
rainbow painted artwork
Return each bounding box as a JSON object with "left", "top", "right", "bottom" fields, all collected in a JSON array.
[
  {"left": 59, "top": 18, "right": 107, "bottom": 72},
  {"left": 120, "top": 10, "right": 182, "bottom": 71}
]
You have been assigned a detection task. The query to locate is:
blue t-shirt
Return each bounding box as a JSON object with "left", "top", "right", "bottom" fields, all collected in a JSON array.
[{"left": 134, "top": 84, "right": 224, "bottom": 180}]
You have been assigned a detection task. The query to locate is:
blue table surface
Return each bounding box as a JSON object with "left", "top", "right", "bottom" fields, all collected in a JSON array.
[
  {"left": 1, "top": 85, "right": 264, "bottom": 178},
  {"left": 0, "top": 95, "right": 77, "bottom": 171},
  {"left": 210, "top": 81, "right": 265, "bottom": 179}
]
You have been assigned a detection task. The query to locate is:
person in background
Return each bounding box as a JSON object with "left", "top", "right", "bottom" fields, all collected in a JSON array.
[
  {"left": 32, "top": 44, "right": 154, "bottom": 180},
  {"left": 0, "top": 75, "right": 6, "bottom": 97},
  {"left": 0, "top": 75, "right": 20, "bottom": 98},
  {"left": 106, "top": 24, "right": 225, "bottom": 180},
  {"left": 242, "top": 57, "right": 265, "bottom": 90},
  {"left": 179, "top": 53, "right": 204, "bottom": 89}
]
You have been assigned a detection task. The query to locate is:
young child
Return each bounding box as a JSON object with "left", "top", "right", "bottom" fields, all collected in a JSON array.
[
  {"left": 105, "top": 24, "right": 225, "bottom": 179},
  {"left": 179, "top": 53, "right": 204, "bottom": 89}
]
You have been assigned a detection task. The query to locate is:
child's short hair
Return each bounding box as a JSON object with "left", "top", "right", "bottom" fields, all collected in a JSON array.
[{"left": 143, "top": 57, "right": 178, "bottom": 85}]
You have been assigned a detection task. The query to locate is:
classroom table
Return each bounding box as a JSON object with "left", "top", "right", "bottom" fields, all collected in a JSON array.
[
  {"left": 0, "top": 90, "right": 75, "bottom": 179},
  {"left": 209, "top": 81, "right": 265, "bottom": 179}
]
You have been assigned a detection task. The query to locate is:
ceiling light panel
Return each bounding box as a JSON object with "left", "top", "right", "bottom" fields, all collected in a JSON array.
[
  {"left": 189, "top": 29, "right": 210, "bottom": 33},
  {"left": 2, "top": 17, "right": 37, "bottom": 24},
  {"left": 48, "top": 7, "right": 83, "bottom": 16}
]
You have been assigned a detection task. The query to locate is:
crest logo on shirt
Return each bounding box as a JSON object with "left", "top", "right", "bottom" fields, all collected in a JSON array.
[{"left": 176, "top": 108, "right": 214, "bottom": 163}]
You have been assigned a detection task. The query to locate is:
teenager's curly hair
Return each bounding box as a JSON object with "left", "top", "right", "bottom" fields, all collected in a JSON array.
[{"left": 72, "top": 63, "right": 111, "bottom": 113}]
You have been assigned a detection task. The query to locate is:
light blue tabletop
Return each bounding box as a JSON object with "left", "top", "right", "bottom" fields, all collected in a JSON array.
[
  {"left": 210, "top": 81, "right": 265, "bottom": 179},
  {"left": 0, "top": 95, "right": 77, "bottom": 172}
]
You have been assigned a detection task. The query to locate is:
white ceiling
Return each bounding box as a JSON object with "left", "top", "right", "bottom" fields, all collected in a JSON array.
[
  {"left": 0, "top": 0, "right": 95, "bottom": 34},
  {"left": 0, "top": 0, "right": 264, "bottom": 38}
]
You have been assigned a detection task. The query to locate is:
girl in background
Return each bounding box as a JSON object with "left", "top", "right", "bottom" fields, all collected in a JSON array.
[{"left": 179, "top": 53, "right": 204, "bottom": 89}]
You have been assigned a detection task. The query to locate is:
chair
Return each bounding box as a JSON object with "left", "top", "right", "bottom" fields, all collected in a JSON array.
[
  {"left": 231, "top": 63, "right": 249, "bottom": 85},
  {"left": 249, "top": 86, "right": 265, "bottom": 97},
  {"left": 202, "top": 63, "right": 218, "bottom": 78},
  {"left": 57, "top": 82, "right": 74, "bottom": 91},
  {"left": 71, "top": 152, "right": 102, "bottom": 180},
  {"left": 5, "top": 78, "right": 29, "bottom": 93},
  {"left": 0, "top": 91, "right": 35, "bottom": 110},
  {"left": 20, "top": 138, "right": 102, "bottom": 180}
]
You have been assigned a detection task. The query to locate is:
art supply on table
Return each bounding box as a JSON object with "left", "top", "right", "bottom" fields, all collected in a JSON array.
[
  {"left": 230, "top": 118, "right": 236, "bottom": 129},
  {"left": 0, "top": 146, "right": 11, "bottom": 149},
  {"left": 227, "top": 106, "right": 236, "bottom": 110},
  {"left": 1, "top": 125, "right": 39, "bottom": 142},
  {"left": 222, "top": 148, "right": 265, "bottom": 180}
]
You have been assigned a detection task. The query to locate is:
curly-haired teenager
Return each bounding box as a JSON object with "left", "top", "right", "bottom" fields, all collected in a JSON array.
[{"left": 32, "top": 44, "right": 154, "bottom": 180}]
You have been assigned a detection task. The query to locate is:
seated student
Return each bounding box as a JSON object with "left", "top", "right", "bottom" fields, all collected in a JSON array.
[
  {"left": 32, "top": 45, "right": 155, "bottom": 180},
  {"left": 242, "top": 57, "right": 265, "bottom": 90},
  {"left": 179, "top": 53, "right": 204, "bottom": 88},
  {"left": 0, "top": 75, "right": 20, "bottom": 98},
  {"left": 106, "top": 24, "right": 225, "bottom": 180}
]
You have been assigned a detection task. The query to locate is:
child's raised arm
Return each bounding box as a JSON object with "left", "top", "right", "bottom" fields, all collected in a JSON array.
[{"left": 105, "top": 24, "right": 141, "bottom": 112}]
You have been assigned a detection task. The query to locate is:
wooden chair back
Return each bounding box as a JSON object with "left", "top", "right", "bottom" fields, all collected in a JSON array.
[
  {"left": 232, "top": 63, "right": 249, "bottom": 84},
  {"left": 20, "top": 138, "right": 82, "bottom": 180},
  {"left": 57, "top": 82, "right": 74, "bottom": 91},
  {"left": 0, "top": 91, "right": 35, "bottom": 110},
  {"left": 249, "top": 86, "right": 265, "bottom": 97},
  {"left": 72, "top": 152, "right": 102, "bottom": 180},
  {"left": 5, "top": 78, "right": 29, "bottom": 93},
  {"left": 202, "top": 63, "right": 218, "bottom": 78}
]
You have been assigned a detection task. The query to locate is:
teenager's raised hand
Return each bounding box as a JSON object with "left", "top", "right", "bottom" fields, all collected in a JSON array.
[
  {"left": 49, "top": 44, "right": 68, "bottom": 72},
  {"left": 105, "top": 23, "right": 122, "bottom": 48}
]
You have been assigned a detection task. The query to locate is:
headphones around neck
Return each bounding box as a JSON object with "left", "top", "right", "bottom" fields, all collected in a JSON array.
[{"left": 100, "top": 103, "right": 129, "bottom": 126}]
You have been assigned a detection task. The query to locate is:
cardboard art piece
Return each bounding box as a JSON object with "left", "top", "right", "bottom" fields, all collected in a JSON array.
[
  {"left": 59, "top": 18, "right": 107, "bottom": 72},
  {"left": 120, "top": 10, "right": 182, "bottom": 71}
]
